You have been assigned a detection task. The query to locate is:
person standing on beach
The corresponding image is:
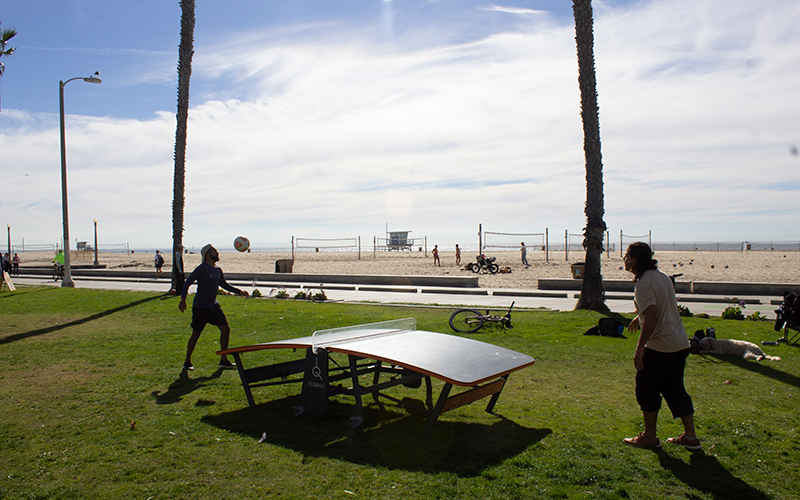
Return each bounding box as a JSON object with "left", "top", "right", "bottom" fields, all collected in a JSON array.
[
  {"left": 520, "top": 242, "right": 529, "bottom": 266},
  {"left": 171, "top": 245, "right": 185, "bottom": 294},
  {"left": 433, "top": 245, "right": 440, "bottom": 266},
  {"left": 178, "top": 244, "right": 249, "bottom": 371},
  {"left": 12, "top": 253, "right": 20, "bottom": 275},
  {"left": 154, "top": 250, "right": 164, "bottom": 278},
  {"left": 623, "top": 241, "right": 701, "bottom": 450},
  {"left": 455, "top": 244, "right": 461, "bottom": 266}
]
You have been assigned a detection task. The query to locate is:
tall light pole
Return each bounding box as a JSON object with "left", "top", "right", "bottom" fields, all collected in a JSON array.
[
  {"left": 93, "top": 218, "right": 99, "bottom": 266},
  {"left": 6, "top": 224, "right": 10, "bottom": 256},
  {"left": 59, "top": 72, "right": 101, "bottom": 287}
]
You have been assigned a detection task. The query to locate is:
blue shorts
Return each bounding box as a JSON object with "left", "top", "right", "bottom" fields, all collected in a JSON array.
[{"left": 190, "top": 304, "right": 228, "bottom": 332}]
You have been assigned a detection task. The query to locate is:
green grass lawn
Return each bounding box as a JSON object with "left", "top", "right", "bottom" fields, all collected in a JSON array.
[{"left": 1, "top": 286, "right": 798, "bottom": 499}]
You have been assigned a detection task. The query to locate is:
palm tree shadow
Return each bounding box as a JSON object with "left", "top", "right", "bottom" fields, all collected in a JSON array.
[
  {"left": 0, "top": 293, "right": 163, "bottom": 345},
  {"left": 697, "top": 353, "right": 800, "bottom": 389},
  {"left": 152, "top": 369, "right": 224, "bottom": 404},
  {"left": 654, "top": 448, "right": 771, "bottom": 500},
  {"left": 202, "top": 395, "right": 550, "bottom": 476}
]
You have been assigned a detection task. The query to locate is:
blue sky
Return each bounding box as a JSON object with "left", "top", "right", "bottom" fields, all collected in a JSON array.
[{"left": 1, "top": 0, "right": 798, "bottom": 252}]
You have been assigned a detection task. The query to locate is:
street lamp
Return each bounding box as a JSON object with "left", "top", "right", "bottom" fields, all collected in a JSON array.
[
  {"left": 93, "top": 219, "right": 99, "bottom": 266},
  {"left": 59, "top": 72, "right": 101, "bottom": 287},
  {"left": 6, "top": 224, "right": 10, "bottom": 257}
]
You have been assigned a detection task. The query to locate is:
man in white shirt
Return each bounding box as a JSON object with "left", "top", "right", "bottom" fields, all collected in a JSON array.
[{"left": 623, "top": 242, "right": 701, "bottom": 450}]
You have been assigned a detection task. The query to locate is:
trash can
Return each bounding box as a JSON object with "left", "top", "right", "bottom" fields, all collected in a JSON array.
[
  {"left": 570, "top": 263, "right": 585, "bottom": 279},
  {"left": 275, "top": 259, "right": 294, "bottom": 273}
]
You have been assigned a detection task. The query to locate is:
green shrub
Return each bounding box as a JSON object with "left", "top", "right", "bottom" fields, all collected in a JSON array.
[
  {"left": 746, "top": 310, "right": 770, "bottom": 322},
  {"left": 722, "top": 305, "right": 744, "bottom": 320},
  {"left": 722, "top": 299, "right": 746, "bottom": 320}
]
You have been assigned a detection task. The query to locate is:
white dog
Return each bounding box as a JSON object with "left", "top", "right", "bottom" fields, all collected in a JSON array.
[{"left": 699, "top": 337, "right": 781, "bottom": 361}]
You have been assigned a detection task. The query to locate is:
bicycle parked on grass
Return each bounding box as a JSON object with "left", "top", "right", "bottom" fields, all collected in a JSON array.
[
  {"left": 449, "top": 301, "right": 515, "bottom": 333},
  {"left": 53, "top": 264, "right": 65, "bottom": 282}
]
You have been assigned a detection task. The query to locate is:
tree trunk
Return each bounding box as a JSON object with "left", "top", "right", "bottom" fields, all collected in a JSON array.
[
  {"left": 573, "top": 0, "right": 608, "bottom": 312},
  {"left": 171, "top": 0, "right": 195, "bottom": 292}
]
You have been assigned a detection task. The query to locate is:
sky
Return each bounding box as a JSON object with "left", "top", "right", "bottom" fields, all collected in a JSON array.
[{"left": 1, "top": 0, "right": 798, "bottom": 252}]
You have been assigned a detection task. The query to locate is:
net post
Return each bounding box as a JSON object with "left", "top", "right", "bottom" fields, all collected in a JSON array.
[{"left": 546, "top": 227, "right": 549, "bottom": 263}]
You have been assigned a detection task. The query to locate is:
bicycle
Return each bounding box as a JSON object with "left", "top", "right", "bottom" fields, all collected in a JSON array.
[
  {"left": 53, "top": 264, "right": 65, "bottom": 282},
  {"left": 466, "top": 254, "right": 499, "bottom": 274},
  {"left": 449, "top": 301, "right": 514, "bottom": 333}
]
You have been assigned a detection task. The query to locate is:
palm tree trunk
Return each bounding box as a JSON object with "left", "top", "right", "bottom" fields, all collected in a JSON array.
[
  {"left": 171, "top": 0, "right": 195, "bottom": 292},
  {"left": 573, "top": 0, "right": 608, "bottom": 312}
]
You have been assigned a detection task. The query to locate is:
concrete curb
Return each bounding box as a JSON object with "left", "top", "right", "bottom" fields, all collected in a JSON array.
[{"left": 19, "top": 268, "right": 479, "bottom": 289}]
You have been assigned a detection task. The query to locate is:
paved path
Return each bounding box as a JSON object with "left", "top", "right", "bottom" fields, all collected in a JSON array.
[{"left": 7, "top": 273, "right": 783, "bottom": 319}]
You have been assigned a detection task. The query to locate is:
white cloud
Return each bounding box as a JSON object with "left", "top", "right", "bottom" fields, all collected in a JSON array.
[
  {"left": 1, "top": 0, "right": 798, "bottom": 250},
  {"left": 481, "top": 5, "right": 546, "bottom": 15}
]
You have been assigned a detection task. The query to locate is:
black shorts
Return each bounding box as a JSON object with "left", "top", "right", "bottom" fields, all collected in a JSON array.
[
  {"left": 635, "top": 347, "right": 694, "bottom": 418},
  {"left": 191, "top": 304, "right": 228, "bottom": 332}
]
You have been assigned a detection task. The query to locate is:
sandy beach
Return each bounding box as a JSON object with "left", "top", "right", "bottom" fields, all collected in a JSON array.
[{"left": 19, "top": 248, "right": 800, "bottom": 289}]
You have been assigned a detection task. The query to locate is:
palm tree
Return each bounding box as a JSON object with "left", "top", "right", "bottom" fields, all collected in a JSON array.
[
  {"left": 572, "top": 0, "right": 608, "bottom": 312},
  {"left": 0, "top": 21, "right": 18, "bottom": 112},
  {"left": 171, "top": 0, "right": 195, "bottom": 292}
]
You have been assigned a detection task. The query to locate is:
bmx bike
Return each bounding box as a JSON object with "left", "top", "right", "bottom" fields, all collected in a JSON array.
[{"left": 449, "top": 301, "right": 515, "bottom": 333}]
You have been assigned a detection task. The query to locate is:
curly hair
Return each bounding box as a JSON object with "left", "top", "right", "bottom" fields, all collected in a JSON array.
[{"left": 626, "top": 241, "right": 658, "bottom": 281}]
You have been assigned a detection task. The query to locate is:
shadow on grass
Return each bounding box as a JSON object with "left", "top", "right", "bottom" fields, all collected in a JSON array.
[
  {"left": 0, "top": 294, "right": 164, "bottom": 346},
  {"left": 655, "top": 448, "right": 771, "bottom": 500},
  {"left": 151, "top": 369, "right": 225, "bottom": 404},
  {"left": 202, "top": 396, "right": 550, "bottom": 476},
  {"left": 698, "top": 353, "right": 800, "bottom": 389},
  {"left": 0, "top": 286, "right": 50, "bottom": 300}
]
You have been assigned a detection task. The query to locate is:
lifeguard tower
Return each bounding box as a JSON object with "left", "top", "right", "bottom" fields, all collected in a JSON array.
[{"left": 388, "top": 231, "right": 413, "bottom": 251}]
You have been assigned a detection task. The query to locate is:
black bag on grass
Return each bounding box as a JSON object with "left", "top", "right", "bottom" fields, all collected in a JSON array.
[{"left": 584, "top": 318, "right": 623, "bottom": 337}]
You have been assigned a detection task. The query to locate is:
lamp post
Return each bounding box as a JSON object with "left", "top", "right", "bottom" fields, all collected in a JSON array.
[
  {"left": 59, "top": 72, "right": 101, "bottom": 287},
  {"left": 93, "top": 219, "right": 99, "bottom": 266},
  {"left": 6, "top": 224, "right": 10, "bottom": 257}
]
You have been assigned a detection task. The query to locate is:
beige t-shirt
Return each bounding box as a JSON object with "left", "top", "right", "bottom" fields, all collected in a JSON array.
[{"left": 634, "top": 269, "right": 689, "bottom": 353}]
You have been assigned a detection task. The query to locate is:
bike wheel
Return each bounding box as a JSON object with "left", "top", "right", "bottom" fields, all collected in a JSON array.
[
  {"left": 53, "top": 267, "right": 60, "bottom": 281},
  {"left": 449, "top": 309, "right": 485, "bottom": 333},
  {"left": 489, "top": 263, "right": 499, "bottom": 274},
  {"left": 471, "top": 263, "right": 480, "bottom": 274}
]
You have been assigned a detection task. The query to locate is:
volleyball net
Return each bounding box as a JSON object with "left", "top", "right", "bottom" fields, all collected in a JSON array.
[
  {"left": 619, "top": 230, "right": 651, "bottom": 257},
  {"left": 293, "top": 237, "right": 361, "bottom": 259},
  {"left": 481, "top": 230, "right": 548, "bottom": 262}
]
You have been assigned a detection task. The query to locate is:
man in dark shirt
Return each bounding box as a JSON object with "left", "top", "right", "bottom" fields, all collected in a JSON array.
[{"left": 178, "top": 244, "right": 249, "bottom": 371}]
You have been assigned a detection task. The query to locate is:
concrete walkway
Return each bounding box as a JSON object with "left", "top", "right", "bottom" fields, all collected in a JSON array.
[{"left": 7, "top": 272, "right": 785, "bottom": 319}]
